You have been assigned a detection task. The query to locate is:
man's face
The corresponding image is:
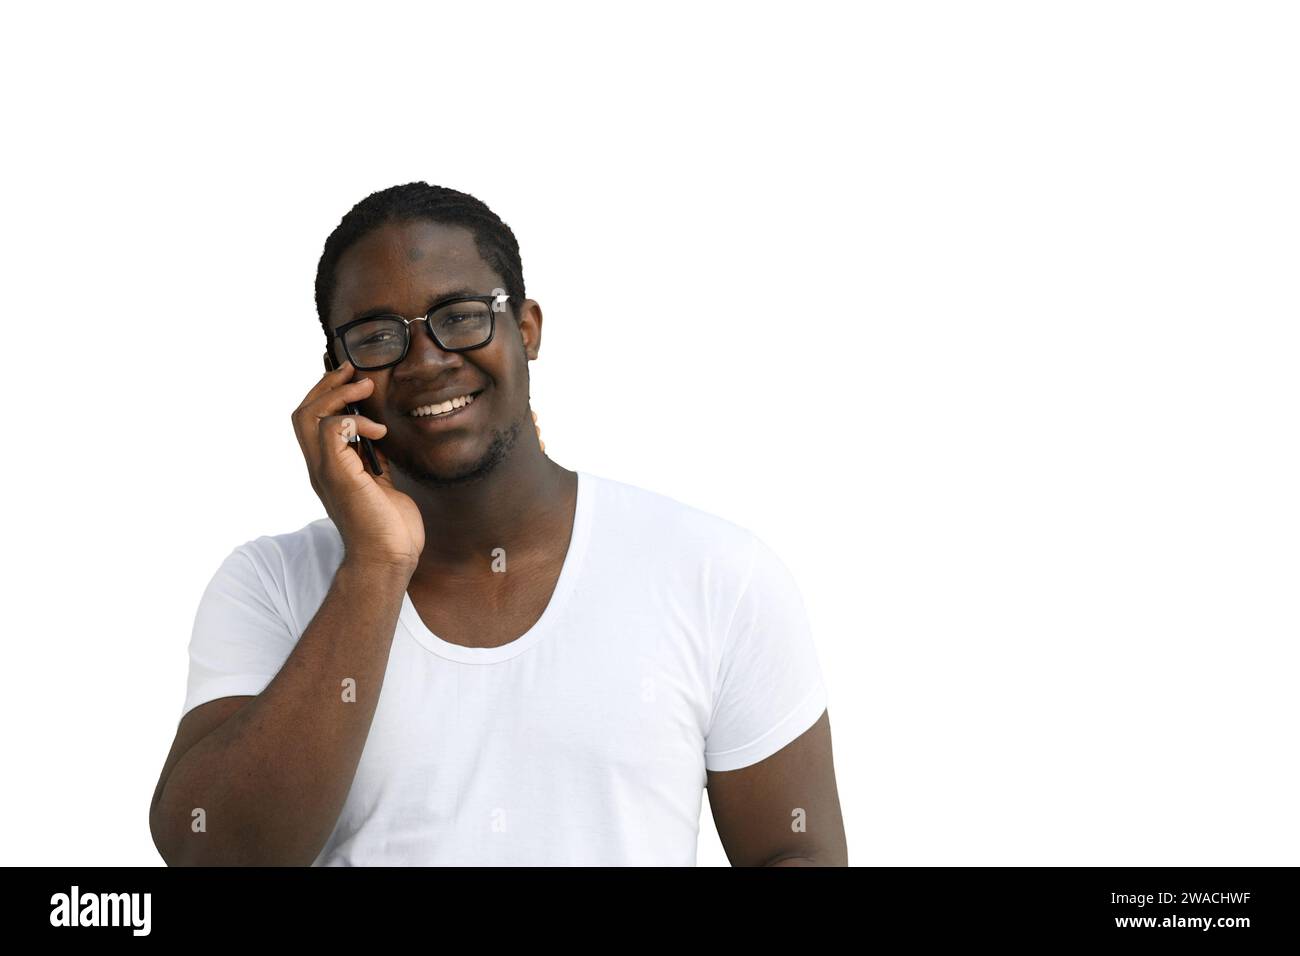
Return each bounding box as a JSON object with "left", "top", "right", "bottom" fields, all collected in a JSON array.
[{"left": 327, "top": 219, "right": 539, "bottom": 487}]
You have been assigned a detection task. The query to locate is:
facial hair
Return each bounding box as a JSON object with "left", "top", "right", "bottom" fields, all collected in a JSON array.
[{"left": 382, "top": 419, "right": 521, "bottom": 489}]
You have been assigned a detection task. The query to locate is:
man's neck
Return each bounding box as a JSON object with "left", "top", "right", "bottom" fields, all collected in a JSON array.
[{"left": 395, "top": 449, "right": 575, "bottom": 583}]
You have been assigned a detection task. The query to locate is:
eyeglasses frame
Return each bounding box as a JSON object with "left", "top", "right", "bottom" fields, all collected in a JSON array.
[{"left": 327, "top": 292, "right": 512, "bottom": 371}]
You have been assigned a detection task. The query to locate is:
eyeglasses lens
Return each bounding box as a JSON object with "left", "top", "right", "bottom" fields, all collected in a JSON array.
[{"left": 343, "top": 300, "right": 493, "bottom": 369}]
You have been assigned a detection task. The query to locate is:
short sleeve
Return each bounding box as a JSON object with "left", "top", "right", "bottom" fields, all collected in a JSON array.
[
  {"left": 179, "top": 544, "right": 299, "bottom": 724},
  {"left": 703, "top": 533, "right": 830, "bottom": 772}
]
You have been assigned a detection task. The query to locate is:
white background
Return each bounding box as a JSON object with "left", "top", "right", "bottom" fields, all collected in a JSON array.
[{"left": 2, "top": 1, "right": 1296, "bottom": 866}]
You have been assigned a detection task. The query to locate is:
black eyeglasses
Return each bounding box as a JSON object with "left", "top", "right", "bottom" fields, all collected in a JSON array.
[{"left": 328, "top": 292, "right": 511, "bottom": 371}]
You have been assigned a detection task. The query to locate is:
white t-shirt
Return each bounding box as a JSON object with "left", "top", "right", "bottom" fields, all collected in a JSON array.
[{"left": 180, "top": 470, "right": 829, "bottom": 866}]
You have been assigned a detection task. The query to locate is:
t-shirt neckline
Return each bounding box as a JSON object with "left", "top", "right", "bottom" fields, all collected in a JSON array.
[{"left": 397, "top": 469, "right": 594, "bottom": 664}]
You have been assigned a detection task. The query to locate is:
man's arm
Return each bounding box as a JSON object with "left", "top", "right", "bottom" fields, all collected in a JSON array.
[
  {"left": 705, "top": 709, "right": 847, "bottom": 866},
  {"left": 149, "top": 558, "right": 412, "bottom": 866}
]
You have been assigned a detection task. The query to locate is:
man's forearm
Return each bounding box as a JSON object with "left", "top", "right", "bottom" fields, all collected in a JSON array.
[{"left": 152, "top": 559, "right": 412, "bottom": 866}]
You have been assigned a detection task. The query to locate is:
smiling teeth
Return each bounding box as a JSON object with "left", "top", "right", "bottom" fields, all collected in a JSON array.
[{"left": 411, "top": 393, "right": 476, "bottom": 417}]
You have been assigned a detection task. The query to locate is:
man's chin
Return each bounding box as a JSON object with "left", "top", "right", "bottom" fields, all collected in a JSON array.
[{"left": 382, "top": 423, "right": 520, "bottom": 489}]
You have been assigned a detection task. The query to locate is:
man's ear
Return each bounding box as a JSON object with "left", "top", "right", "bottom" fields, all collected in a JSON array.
[
  {"left": 518, "top": 299, "right": 543, "bottom": 361},
  {"left": 324, "top": 336, "right": 345, "bottom": 368}
]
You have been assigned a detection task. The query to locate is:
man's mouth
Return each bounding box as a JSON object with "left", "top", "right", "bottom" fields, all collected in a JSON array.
[{"left": 408, "top": 390, "right": 484, "bottom": 420}]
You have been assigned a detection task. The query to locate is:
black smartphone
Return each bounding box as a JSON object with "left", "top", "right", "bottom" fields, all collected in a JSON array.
[{"left": 323, "top": 350, "right": 383, "bottom": 477}]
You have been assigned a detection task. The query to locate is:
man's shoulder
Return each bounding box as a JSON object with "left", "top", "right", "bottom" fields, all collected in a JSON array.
[
  {"left": 227, "top": 516, "right": 343, "bottom": 582},
  {"left": 583, "top": 470, "right": 759, "bottom": 570}
]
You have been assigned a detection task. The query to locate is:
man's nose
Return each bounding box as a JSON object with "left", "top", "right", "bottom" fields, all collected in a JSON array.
[{"left": 400, "top": 318, "right": 463, "bottom": 370}]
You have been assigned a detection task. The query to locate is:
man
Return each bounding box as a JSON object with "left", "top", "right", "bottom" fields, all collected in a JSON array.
[{"left": 149, "top": 182, "right": 847, "bottom": 866}]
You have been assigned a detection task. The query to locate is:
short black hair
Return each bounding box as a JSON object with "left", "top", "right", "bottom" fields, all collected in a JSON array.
[{"left": 314, "top": 181, "right": 526, "bottom": 343}]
